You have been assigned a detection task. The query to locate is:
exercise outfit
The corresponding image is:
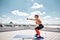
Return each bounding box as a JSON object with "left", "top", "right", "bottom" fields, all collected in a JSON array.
[
  {"left": 35, "top": 24, "right": 44, "bottom": 38},
  {"left": 35, "top": 24, "right": 44, "bottom": 30}
]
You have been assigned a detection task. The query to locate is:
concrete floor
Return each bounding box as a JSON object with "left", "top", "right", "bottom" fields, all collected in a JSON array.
[{"left": 0, "top": 30, "right": 60, "bottom": 40}]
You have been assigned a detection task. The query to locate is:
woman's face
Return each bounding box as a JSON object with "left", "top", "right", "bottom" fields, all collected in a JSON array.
[{"left": 34, "top": 16, "right": 38, "bottom": 19}]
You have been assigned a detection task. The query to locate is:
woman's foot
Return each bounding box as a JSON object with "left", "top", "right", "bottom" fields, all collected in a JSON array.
[
  {"left": 35, "top": 34, "right": 38, "bottom": 37},
  {"left": 37, "top": 36, "right": 44, "bottom": 39},
  {"left": 35, "top": 34, "right": 44, "bottom": 39}
]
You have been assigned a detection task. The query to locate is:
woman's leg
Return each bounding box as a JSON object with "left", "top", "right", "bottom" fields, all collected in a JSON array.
[{"left": 35, "top": 29, "right": 40, "bottom": 37}]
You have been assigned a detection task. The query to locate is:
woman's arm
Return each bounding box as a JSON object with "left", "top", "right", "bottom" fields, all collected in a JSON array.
[{"left": 27, "top": 18, "right": 36, "bottom": 21}]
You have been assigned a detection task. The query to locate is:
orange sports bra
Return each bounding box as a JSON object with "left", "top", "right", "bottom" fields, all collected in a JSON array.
[{"left": 36, "top": 19, "right": 41, "bottom": 25}]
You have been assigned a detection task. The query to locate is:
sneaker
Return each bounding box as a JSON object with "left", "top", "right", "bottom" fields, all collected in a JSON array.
[
  {"left": 35, "top": 34, "right": 38, "bottom": 37},
  {"left": 37, "top": 36, "right": 44, "bottom": 39}
]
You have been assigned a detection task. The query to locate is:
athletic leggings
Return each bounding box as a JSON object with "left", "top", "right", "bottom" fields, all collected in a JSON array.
[
  {"left": 35, "top": 24, "right": 44, "bottom": 30},
  {"left": 35, "top": 24, "right": 44, "bottom": 36}
]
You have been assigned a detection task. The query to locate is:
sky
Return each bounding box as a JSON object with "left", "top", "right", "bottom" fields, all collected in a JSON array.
[{"left": 0, "top": 0, "right": 60, "bottom": 24}]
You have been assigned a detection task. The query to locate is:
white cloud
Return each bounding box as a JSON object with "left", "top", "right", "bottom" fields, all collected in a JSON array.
[
  {"left": 28, "top": 11, "right": 46, "bottom": 18},
  {"left": 0, "top": 15, "right": 23, "bottom": 24},
  {"left": 11, "top": 10, "right": 29, "bottom": 16},
  {"left": 0, "top": 15, "right": 60, "bottom": 24},
  {"left": 43, "top": 11, "right": 46, "bottom": 14},
  {"left": 42, "top": 16, "right": 60, "bottom": 24},
  {"left": 0, "top": 15, "right": 12, "bottom": 23},
  {"left": 55, "top": 18, "right": 60, "bottom": 19},
  {"left": 43, "top": 16, "right": 51, "bottom": 19},
  {"left": 31, "top": 3, "right": 43, "bottom": 9}
]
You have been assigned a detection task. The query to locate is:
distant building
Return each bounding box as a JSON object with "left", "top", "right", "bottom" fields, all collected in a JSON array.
[{"left": 9, "top": 22, "right": 13, "bottom": 24}]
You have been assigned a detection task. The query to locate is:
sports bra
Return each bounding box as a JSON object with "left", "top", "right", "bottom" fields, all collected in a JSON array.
[{"left": 36, "top": 19, "right": 41, "bottom": 25}]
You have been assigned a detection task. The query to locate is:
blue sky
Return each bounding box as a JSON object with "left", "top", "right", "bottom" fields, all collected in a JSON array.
[{"left": 0, "top": 0, "right": 60, "bottom": 24}]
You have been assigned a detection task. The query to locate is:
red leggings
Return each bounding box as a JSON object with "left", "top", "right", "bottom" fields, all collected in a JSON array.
[
  {"left": 35, "top": 24, "right": 44, "bottom": 36},
  {"left": 35, "top": 29, "right": 40, "bottom": 36}
]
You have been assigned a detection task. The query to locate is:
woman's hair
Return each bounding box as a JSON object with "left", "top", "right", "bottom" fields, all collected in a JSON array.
[{"left": 35, "top": 15, "right": 39, "bottom": 18}]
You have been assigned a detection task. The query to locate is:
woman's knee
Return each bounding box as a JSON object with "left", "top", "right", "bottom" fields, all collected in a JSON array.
[{"left": 35, "top": 27, "right": 37, "bottom": 29}]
